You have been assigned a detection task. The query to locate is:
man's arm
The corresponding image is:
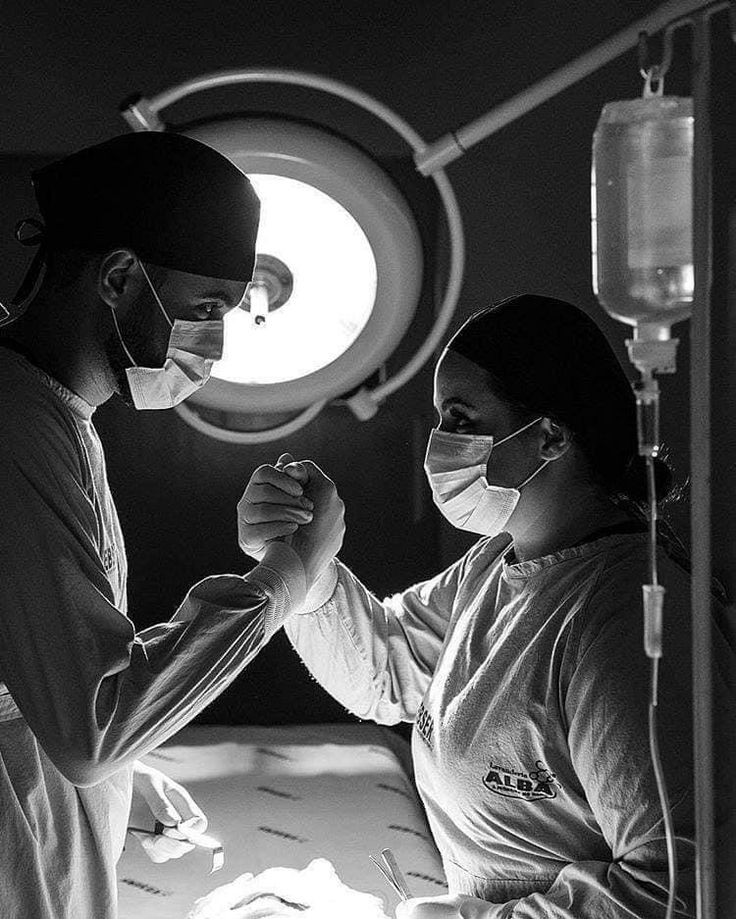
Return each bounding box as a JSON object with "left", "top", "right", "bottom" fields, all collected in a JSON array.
[{"left": 0, "top": 415, "right": 308, "bottom": 787}]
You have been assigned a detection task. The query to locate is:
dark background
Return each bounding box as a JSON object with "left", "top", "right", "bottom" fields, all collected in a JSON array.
[{"left": 1, "top": 1, "right": 734, "bottom": 728}]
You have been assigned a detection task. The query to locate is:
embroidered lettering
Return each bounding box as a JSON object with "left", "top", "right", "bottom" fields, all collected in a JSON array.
[
  {"left": 415, "top": 701, "right": 434, "bottom": 750},
  {"left": 483, "top": 759, "right": 561, "bottom": 802}
]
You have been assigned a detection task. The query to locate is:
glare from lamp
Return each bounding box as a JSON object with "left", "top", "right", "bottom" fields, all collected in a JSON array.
[{"left": 214, "top": 173, "right": 378, "bottom": 386}]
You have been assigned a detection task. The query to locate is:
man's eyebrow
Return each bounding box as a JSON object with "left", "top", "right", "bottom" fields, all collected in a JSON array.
[
  {"left": 196, "top": 287, "right": 247, "bottom": 310},
  {"left": 196, "top": 288, "right": 232, "bottom": 301}
]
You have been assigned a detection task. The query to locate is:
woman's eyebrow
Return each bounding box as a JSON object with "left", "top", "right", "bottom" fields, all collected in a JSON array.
[{"left": 441, "top": 397, "right": 476, "bottom": 411}]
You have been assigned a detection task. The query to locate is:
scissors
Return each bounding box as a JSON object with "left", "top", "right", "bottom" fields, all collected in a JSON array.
[
  {"left": 370, "top": 847, "right": 413, "bottom": 901},
  {"left": 126, "top": 820, "right": 225, "bottom": 874}
]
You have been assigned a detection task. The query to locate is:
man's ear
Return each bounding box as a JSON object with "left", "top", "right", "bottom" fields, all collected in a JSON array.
[
  {"left": 539, "top": 417, "right": 574, "bottom": 462},
  {"left": 97, "top": 249, "right": 141, "bottom": 309}
]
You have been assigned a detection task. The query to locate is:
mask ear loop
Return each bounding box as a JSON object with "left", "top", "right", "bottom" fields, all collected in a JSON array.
[
  {"left": 498, "top": 416, "right": 551, "bottom": 489},
  {"left": 517, "top": 457, "right": 552, "bottom": 490},
  {"left": 0, "top": 219, "right": 49, "bottom": 326},
  {"left": 137, "top": 259, "right": 173, "bottom": 329},
  {"left": 494, "top": 415, "right": 545, "bottom": 447},
  {"left": 109, "top": 257, "right": 172, "bottom": 367},
  {"left": 109, "top": 305, "right": 138, "bottom": 367}
]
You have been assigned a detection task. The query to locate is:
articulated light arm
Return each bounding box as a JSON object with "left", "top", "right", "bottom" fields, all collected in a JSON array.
[{"left": 415, "top": 0, "right": 730, "bottom": 175}]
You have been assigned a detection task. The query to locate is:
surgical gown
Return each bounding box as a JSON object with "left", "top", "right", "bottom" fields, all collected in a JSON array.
[
  {"left": 286, "top": 531, "right": 736, "bottom": 918},
  {"left": 0, "top": 346, "right": 307, "bottom": 919}
]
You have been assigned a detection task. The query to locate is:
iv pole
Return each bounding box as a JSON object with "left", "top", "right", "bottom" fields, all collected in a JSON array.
[{"left": 691, "top": 11, "right": 715, "bottom": 917}]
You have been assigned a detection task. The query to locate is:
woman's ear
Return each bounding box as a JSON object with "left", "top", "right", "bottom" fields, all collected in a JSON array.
[{"left": 539, "top": 418, "right": 574, "bottom": 462}]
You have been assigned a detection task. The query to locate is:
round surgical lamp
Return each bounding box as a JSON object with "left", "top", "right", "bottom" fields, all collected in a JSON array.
[{"left": 120, "top": 70, "right": 465, "bottom": 443}]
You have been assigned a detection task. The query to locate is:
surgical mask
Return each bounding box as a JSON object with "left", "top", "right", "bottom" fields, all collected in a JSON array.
[
  {"left": 424, "top": 416, "right": 550, "bottom": 537},
  {"left": 110, "top": 261, "right": 224, "bottom": 411}
]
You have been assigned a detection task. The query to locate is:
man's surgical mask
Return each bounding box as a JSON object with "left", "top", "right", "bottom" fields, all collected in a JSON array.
[
  {"left": 110, "top": 261, "right": 224, "bottom": 411},
  {"left": 424, "top": 416, "right": 550, "bottom": 537}
]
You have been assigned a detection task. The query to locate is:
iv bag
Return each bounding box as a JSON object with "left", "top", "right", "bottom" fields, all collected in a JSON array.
[{"left": 592, "top": 96, "right": 694, "bottom": 329}]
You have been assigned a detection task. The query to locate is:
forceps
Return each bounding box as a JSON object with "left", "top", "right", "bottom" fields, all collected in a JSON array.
[
  {"left": 370, "top": 847, "right": 413, "bottom": 901},
  {"left": 126, "top": 819, "right": 225, "bottom": 874}
]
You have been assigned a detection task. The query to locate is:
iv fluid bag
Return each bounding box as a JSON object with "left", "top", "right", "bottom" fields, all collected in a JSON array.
[{"left": 592, "top": 96, "right": 694, "bottom": 328}]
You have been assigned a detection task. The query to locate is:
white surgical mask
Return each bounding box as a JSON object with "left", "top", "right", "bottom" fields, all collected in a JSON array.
[
  {"left": 424, "top": 416, "right": 550, "bottom": 537},
  {"left": 110, "top": 261, "right": 224, "bottom": 411}
]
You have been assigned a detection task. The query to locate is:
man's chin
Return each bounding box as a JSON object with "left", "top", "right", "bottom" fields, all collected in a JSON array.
[{"left": 107, "top": 361, "right": 137, "bottom": 409}]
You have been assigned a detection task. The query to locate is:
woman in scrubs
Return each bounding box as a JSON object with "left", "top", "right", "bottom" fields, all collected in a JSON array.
[{"left": 220, "top": 294, "right": 734, "bottom": 919}]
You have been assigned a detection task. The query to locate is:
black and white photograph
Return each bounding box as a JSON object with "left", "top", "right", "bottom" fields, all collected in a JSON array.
[{"left": 1, "top": 2, "right": 735, "bottom": 918}]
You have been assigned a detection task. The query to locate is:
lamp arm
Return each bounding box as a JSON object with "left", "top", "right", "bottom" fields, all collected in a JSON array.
[
  {"left": 415, "top": 0, "right": 730, "bottom": 176},
  {"left": 129, "top": 68, "right": 428, "bottom": 153},
  {"left": 173, "top": 400, "right": 327, "bottom": 445},
  {"left": 121, "top": 68, "right": 465, "bottom": 419}
]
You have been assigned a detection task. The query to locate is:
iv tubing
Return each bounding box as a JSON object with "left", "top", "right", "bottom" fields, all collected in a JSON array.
[
  {"left": 647, "top": 456, "right": 659, "bottom": 590},
  {"left": 644, "top": 453, "right": 678, "bottom": 919},
  {"left": 649, "top": 658, "right": 679, "bottom": 919}
]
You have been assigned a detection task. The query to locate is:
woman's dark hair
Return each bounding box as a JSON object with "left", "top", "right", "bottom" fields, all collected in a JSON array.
[{"left": 446, "top": 293, "right": 678, "bottom": 508}]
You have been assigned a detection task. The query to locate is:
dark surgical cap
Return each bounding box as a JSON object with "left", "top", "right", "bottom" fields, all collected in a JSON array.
[
  {"left": 446, "top": 293, "right": 640, "bottom": 493},
  {"left": 30, "top": 131, "right": 260, "bottom": 283}
]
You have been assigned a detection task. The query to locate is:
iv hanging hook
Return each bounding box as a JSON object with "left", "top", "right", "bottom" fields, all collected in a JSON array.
[{"left": 638, "top": 28, "right": 675, "bottom": 95}]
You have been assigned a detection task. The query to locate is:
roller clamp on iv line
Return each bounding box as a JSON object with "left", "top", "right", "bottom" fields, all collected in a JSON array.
[{"left": 126, "top": 820, "right": 225, "bottom": 874}]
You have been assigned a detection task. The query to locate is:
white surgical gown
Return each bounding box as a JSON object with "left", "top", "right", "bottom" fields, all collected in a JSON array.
[
  {"left": 285, "top": 531, "right": 736, "bottom": 918},
  {"left": 0, "top": 346, "right": 307, "bottom": 919}
]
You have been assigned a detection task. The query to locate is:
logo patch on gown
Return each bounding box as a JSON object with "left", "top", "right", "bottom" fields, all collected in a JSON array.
[{"left": 483, "top": 759, "right": 560, "bottom": 801}]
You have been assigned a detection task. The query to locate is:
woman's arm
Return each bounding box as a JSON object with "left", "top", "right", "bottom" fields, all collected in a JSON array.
[{"left": 285, "top": 537, "right": 504, "bottom": 725}]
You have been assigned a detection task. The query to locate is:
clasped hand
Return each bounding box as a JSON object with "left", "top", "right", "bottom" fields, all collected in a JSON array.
[{"left": 238, "top": 453, "right": 345, "bottom": 589}]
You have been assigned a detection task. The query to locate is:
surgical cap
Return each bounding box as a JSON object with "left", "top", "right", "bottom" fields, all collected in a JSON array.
[
  {"left": 30, "top": 131, "right": 260, "bottom": 282},
  {"left": 446, "top": 293, "right": 640, "bottom": 490}
]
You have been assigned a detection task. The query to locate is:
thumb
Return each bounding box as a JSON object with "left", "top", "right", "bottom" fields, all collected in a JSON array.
[
  {"left": 158, "top": 784, "right": 208, "bottom": 840},
  {"left": 145, "top": 792, "right": 182, "bottom": 828},
  {"left": 276, "top": 453, "right": 309, "bottom": 485}
]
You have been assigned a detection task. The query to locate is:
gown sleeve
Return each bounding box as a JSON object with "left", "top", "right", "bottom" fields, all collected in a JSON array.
[
  {"left": 0, "top": 392, "right": 307, "bottom": 787},
  {"left": 284, "top": 536, "right": 508, "bottom": 724}
]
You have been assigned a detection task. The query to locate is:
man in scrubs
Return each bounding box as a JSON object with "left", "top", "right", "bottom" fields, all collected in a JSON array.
[{"left": 0, "top": 131, "right": 343, "bottom": 919}]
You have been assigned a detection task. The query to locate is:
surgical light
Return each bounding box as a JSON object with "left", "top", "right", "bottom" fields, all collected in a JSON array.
[{"left": 216, "top": 173, "right": 377, "bottom": 387}]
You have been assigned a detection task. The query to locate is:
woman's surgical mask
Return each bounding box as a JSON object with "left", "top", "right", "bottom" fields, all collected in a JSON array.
[
  {"left": 424, "top": 416, "right": 550, "bottom": 537},
  {"left": 110, "top": 260, "right": 224, "bottom": 411}
]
